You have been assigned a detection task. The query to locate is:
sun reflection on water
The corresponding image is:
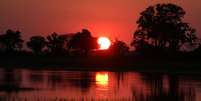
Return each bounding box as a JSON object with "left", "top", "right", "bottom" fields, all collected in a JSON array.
[{"left": 96, "top": 72, "right": 109, "bottom": 86}]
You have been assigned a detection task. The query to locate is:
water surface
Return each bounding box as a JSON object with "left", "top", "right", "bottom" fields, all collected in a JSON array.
[{"left": 0, "top": 68, "right": 200, "bottom": 101}]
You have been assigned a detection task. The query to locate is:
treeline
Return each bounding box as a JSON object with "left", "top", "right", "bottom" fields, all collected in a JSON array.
[{"left": 0, "top": 29, "right": 129, "bottom": 57}]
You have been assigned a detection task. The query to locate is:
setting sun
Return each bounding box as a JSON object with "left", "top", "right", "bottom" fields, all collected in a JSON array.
[{"left": 97, "top": 37, "right": 111, "bottom": 50}]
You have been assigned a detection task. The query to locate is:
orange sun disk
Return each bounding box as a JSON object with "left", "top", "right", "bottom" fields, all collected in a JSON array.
[{"left": 97, "top": 37, "right": 111, "bottom": 50}]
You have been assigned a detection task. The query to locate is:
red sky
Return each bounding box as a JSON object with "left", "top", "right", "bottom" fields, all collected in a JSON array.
[{"left": 0, "top": 0, "right": 200, "bottom": 45}]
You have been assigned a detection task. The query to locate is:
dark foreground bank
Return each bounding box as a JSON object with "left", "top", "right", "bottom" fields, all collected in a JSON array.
[{"left": 0, "top": 55, "right": 201, "bottom": 74}]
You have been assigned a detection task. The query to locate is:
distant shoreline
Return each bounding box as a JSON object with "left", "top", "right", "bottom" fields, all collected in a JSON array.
[{"left": 0, "top": 56, "right": 201, "bottom": 74}]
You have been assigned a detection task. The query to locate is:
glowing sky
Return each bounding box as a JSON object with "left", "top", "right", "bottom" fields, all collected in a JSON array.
[{"left": 0, "top": 0, "right": 200, "bottom": 45}]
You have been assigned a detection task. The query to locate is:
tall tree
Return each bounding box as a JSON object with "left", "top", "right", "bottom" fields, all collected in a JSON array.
[
  {"left": 131, "top": 3, "right": 197, "bottom": 52},
  {"left": 68, "top": 29, "right": 98, "bottom": 55},
  {"left": 27, "top": 36, "right": 46, "bottom": 54},
  {"left": 0, "top": 29, "right": 24, "bottom": 52}
]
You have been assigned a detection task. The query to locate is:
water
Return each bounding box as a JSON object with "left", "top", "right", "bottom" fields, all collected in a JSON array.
[{"left": 0, "top": 68, "right": 200, "bottom": 101}]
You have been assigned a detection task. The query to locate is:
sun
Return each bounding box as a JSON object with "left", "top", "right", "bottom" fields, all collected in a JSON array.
[{"left": 97, "top": 37, "right": 111, "bottom": 50}]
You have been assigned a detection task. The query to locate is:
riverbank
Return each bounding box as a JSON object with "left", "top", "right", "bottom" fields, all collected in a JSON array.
[{"left": 0, "top": 55, "right": 201, "bottom": 74}]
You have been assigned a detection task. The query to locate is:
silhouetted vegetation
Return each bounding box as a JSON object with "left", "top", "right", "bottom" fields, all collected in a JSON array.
[
  {"left": 27, "top": 36, "right": 46, "bottom": 54},
  {"left": 46, "top": 32, "right": 68, "bottom": 55},
  {"left": 109, "top": 40, "right": 129, "bottom": 56},
  {"left": 68, "top": 29, "right": 98, "bottom": 55},
  {"left": 131, "top": 3, "right": 197, "bottom": 56},
  {"left": 0, "top": 29, "right": 24, "bottom": 52}
]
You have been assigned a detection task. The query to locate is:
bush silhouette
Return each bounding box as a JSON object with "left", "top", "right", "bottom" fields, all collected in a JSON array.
[
  {"left": 109, "top": 40, "right": 129, "bottom": 56},
  {"left": 27, "top": 36, "right": 46, "bottom": 54},
  {"left": 0, "top": 29, "right": 24, "bottom": 52},
  {"left": 46, "top": 32, "right": 67, "bottom": 54}
]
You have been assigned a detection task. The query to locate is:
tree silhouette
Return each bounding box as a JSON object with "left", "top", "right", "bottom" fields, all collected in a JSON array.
[
  {"left": 109, "top": 40, "right": 129, "bottom": 56},
  {"left": 131, "top": 3, "right": 197, "bottom": 52},
  {"left": 0, "top": 29, "right": 24, "bottom": 52},
  {"left": 68, "top": 29, "right": 98, "bottom": 55},
  {"left": 46, "top": 32, "right": 66, "bottom": 54},
  {"left": 27, "top": 36, "right": 46, "bottom": 54}
]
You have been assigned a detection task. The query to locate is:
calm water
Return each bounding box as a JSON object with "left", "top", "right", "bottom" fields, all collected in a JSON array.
[{"left": 0, "top": 68, "right": 201, "bottom": 101}]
